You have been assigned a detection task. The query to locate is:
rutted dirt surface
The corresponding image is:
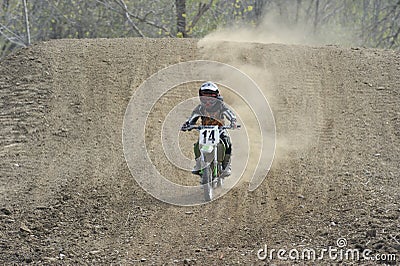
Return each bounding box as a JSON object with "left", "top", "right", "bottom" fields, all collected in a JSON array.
[{"left": 0, "top": 38, "right": 399, "bottom": 265}]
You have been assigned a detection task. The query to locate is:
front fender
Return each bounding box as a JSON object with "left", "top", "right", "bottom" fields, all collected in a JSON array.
[{"left": 200, "top": 145, "right": 214, "bottom": 154}]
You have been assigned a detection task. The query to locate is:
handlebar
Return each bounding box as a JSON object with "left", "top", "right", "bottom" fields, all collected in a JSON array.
[{"left": 181, "top": 124, "right": 241, "bottom": 131}]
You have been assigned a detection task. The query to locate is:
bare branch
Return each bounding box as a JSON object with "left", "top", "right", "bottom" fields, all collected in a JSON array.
[
  {"left": 390, "top": 26, "right": 400, "bottom": 48},
  {"left": 314, "top": 0, "right": 319, "bottom": 33},
  {"left": 114, "top": 0, "right": 144, "bottom": 37},
  {"left": 320, "top": 3, "right": 345, "bottom": 24},
  {"left": 305, "top": 0, "right": 315, "bottom": 24},
  {"left": 0, "top": 22, "right": 26, "bottom": 46},
  {"left": 22, "top": 0, "right": 30, "bottom": 45},
  {"left": 95, "top": 0, "right": 173, "bottom": 37},
  {"left": 0, "top": 31, "right": 26, "bottom": 47},
  {"left": 142, "top": 11, "right": 155, "bottom": 21},
  {"left": 190, "top": 0, "right": 213, "bottom": 30}
]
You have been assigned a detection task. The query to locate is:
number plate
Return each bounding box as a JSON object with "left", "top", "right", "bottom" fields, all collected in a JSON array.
[{"left": 199, "top": 126, "right": 220, "bottom": 145}]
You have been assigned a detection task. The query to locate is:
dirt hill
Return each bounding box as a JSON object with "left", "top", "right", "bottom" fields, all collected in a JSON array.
[{"left": 0, "top": 38, "right": 399, "bottom": 265}]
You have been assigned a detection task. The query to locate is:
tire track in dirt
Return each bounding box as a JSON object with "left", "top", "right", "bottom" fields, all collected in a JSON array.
[
  {"left": 0, "top": 47, "right": 53, "bottom": 205},
  {"left": 1, "top": 39, "right": 399, "bottom": 264}
]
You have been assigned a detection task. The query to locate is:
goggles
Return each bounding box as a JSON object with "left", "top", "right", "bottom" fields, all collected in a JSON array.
[
  {"left": 200, "top": 92, "right": 218, "bottom": 97},
  {"left": 200, "top": 95, "right": 218, "bottom": 105}
]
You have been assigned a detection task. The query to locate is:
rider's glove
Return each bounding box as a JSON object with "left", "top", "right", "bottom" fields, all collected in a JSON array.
[
  {"left": 181, "top": 121, "right": 190, "bottom": 131},
  {"left": 230, "top": 120, "right": 238, "bottom": 129}
]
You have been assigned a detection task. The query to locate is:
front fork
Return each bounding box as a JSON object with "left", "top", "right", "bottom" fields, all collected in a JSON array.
[
  {"left": 213, "top": 147, "right": 218, "bottom": 177},
  {"left": 199, "top": 147, "right": 218, "bottom": 178}
]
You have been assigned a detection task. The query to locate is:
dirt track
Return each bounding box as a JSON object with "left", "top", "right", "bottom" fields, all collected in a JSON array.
[{"left": 0, "top": 38, "right": 399, "bottom": 265}]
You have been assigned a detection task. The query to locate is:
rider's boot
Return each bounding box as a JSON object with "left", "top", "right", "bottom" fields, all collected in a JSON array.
[
  {"left": 191, "top": 158, "right": 201, "bottom": 175},
  {"left": 221, "top": 154, "right": 231, "bottom": 177}
]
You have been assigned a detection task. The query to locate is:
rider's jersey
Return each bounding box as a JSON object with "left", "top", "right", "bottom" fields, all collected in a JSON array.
[{"left": 186, "top": 101, "right": 236, "bottom": 127}]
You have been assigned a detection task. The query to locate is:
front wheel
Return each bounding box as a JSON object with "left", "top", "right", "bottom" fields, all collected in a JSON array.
[{"left": 201, "top": 165, "right": 213, "bottom": 202}]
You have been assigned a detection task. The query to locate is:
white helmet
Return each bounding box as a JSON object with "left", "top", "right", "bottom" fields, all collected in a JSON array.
[
  {"left": 199, "top": 81, "right": 220, "bottom": 107},
  {"left": 199, "top": 81, "right": 219, "bottom": 96}
]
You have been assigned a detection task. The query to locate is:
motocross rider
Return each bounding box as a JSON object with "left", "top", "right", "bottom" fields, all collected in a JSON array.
[{"left": 181, "top": 81, "right": 238, "bottom": 177}]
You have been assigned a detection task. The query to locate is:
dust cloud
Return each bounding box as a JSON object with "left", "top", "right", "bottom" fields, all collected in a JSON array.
[
  {"left": 196, "top": 13, "right": 343, "bottom": 183},
  {"left": 200, "top": 11, "right": 358, "bottom": 47}
]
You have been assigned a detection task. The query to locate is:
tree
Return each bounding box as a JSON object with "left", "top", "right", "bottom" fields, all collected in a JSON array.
[
  {"left": 1, "top": 0, "right": 400, "bottom": 59},
  {"left": 176, "top": 0, "right": 187, "bottom": 37},
  {"left": 22, "top": 0, "right": 30, "bottom": 45}
]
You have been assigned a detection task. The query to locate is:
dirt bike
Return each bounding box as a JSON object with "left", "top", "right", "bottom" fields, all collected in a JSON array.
[{"left": 181, "top": 124, "right": 240, "bottom": 202}]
